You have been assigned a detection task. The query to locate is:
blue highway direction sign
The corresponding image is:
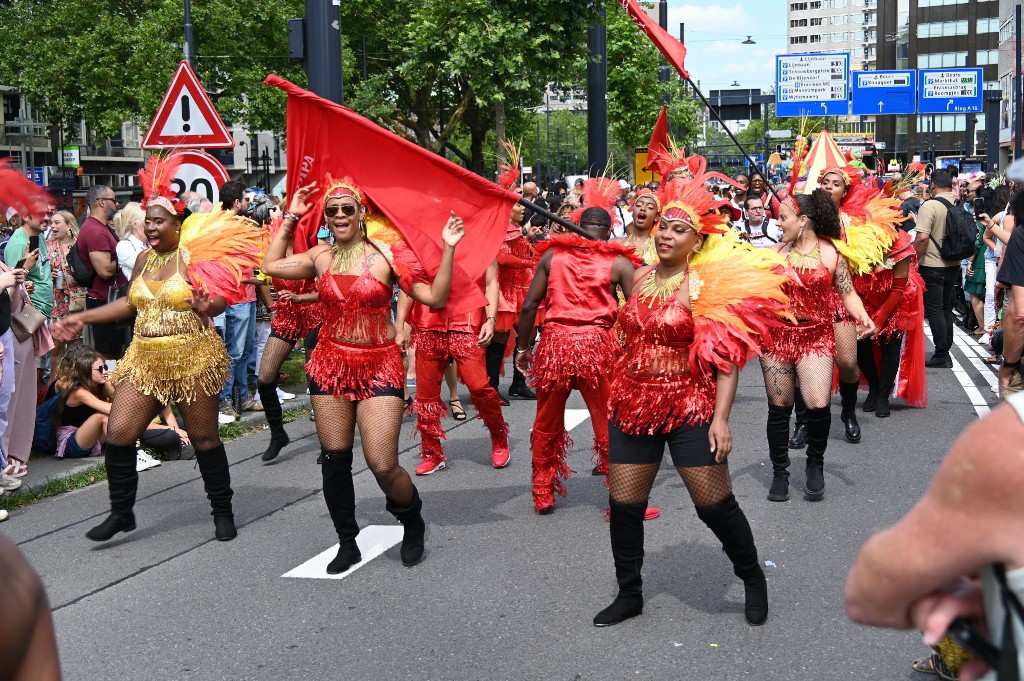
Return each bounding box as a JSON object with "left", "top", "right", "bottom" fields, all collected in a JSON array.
[
  {"left": 776, "top": 53, "right": 850, "bottom": 118},
  {"left": 852, "top": 70, "right": 916, "bottom": 116},
  {"left": 918, "top": 68, "right": 983, "bottom": 114}
]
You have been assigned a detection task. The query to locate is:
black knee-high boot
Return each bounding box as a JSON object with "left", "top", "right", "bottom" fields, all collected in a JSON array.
[
  {"left": 196, "top": 444, "right": 236, "bottom": 541},
  {"left": 258, "top": 381, "right": 290, "bottom": 462},
  {"left": 593, "top": 498, "right": 647, "bottom": 627},
  {"left": 804, "top": 406, "right": 831, "bottom": 499},
  {"left": 876, "top": 334, "right": 904, "bottom": 418},
  {"left": 509, "top": 362, "right": 536, "bottom": 399},
  {"left": 789, "top": 389, "right": 808, "bottom": 449},
  {"left": 857, "top": 339, "right": 880, "bottom": 412},
  {"left": 695, "top": 494, "right": 769, "bottom": 626},
  {"left": 485, "top": 342, "right": 509, "bottom": 404},
  {"left": 86, "top": 443, "right": 139, "bottom": 541},
  {"left": 386, "top": 486, "right": 426, "bottom": 566},
  {"left": 320, "top": 449, "right": 362, "bottom": 574},
  {"left": 766, "top": 404, "right": 792, "bottom": 502},
  {"left": 839, "top": 381, "right": 861, "bottom": 443}
]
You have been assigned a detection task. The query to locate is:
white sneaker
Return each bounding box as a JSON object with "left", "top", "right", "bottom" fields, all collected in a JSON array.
[
  {"left": 218, "top": 412, "right": 236, "bottom": 425},
  {"left": 136, "top": 450, "right": 162, "bottom": 472},
  {"left": 277, "top": 388, "right": 296, "bottom": 401},
  {"left": 0, "top": 471, "right": 23, "bottom": 491},
  {"left": 0, "top": 509, "right": 7, "bottom": 521},
  {"left": 979, "top": 333, "right": 991, "bottom": 345}
]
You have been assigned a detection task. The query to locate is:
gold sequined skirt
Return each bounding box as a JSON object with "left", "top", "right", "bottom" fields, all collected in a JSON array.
[{"left": 111, "top": 328, "right": 229, "bottom": 404}]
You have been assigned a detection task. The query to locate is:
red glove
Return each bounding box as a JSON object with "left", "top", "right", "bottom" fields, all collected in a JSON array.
[{"left": 871, "top": 277, "right": 907, "bottom": 332}]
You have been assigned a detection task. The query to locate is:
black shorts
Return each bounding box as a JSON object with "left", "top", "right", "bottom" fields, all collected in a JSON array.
[
  {"left": 308, "top": 378, "right": 404, "bottom": 400},
  {"left": 608, "top": 419, "right": 719, "bottom": 468},
  {"left": 86, "top": 297, "right": 128, "bottom": 356}
]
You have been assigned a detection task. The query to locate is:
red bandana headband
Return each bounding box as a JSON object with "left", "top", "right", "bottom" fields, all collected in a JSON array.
[{"left": 323, "top": 175, "right": 363, "bottom": 205}]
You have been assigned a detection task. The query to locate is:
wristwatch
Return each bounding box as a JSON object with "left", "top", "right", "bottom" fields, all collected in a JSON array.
[{"left": 1001, "top": 357, "right": 1021, "bottom": 369}]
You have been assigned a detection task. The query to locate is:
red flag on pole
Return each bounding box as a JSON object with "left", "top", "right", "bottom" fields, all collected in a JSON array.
[
  {"left": 646, "top": 106, "right": 670, "bottom": 176},
  {"left": 618, "top": 0, "right": 689, "bottom": 80},
  {"left": 263, "top": 75, "right": 519, "bottom": 317}
]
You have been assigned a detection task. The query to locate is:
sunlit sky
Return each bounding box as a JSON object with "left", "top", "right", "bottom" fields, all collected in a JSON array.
[{"left": 667, "top": 1, "right": 788, "bottom": 93}]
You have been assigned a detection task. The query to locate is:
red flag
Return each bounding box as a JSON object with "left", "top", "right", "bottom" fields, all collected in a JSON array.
[
  {"left": 618, "top": 0, "right": 689, "bottom": 80},
  {"left": 264, "top": 75, "right": 518, "bottom": 317},
  {"left": 646, "top": 106, "right": 670, "bottom": 176}
]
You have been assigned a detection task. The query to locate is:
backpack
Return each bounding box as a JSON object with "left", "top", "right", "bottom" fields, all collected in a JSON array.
[
  {"left": 928, "top": 197, "right": 978, "bottom": 262},
  {"left": 67, "top": 240, "right": 95, "bottom": 287},
  {"left": 33, "top": 389, "right": 62, "bottom": 455}
]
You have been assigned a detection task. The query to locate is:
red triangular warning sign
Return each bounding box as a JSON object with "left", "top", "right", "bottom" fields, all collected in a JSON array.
[{"left": 142, "top": 61, "right": 234, "bottom": 150}]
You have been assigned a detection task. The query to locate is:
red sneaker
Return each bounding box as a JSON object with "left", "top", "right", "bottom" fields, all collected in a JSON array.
[
  {"left": 415, "top": 457, "right": 446, "bottom": 476},
  {"left": 644, "top": 507, "right": 661, "bottom": 521},
  {"left": 491, "top": 444, "right": 511, "bottom": 469}
]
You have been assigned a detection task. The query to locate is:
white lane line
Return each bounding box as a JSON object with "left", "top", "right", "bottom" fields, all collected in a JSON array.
[
  {"left": 925, "top": 327, "right": 991, "bottom": 417},
  {"left": 565, "top": 409, "right": 592, "bottom": 431},
  {"left": 283, "top": 525, "right": 404, "bottom": 580},
  {"left": 951, "top": 327, "right": 998, "bottom": 391}
]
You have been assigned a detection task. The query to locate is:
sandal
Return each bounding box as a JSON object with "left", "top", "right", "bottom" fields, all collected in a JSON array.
[
  {"left": 449, "top": 400, "right": 467, "bottom": 421},
  {"left": 5, "top": 459, "right": 27, "bottom": 478},
  {"left": 912, "top": 656, "right": 938, "bottom": 676},
  {"left": 984, "top": 355, "right": 1000, "bottom": 365}
]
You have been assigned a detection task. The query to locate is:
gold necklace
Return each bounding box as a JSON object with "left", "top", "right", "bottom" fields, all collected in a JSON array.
[
  {"left": 144, "top": 249, "right": 177, "bottom": 273},
  {"left": 637, "top": 268, "right": 687, "bottom": 303},
  {"left": 332, "top": 241, "right": 365, "bottom": 274},
  {"left": 788, "top": 240, "right": 820, "bottom": 272}
]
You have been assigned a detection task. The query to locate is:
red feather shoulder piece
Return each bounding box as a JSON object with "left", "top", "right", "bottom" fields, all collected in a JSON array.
[{"left": 532, "top": 233, "right": 644, "bottom": 268}]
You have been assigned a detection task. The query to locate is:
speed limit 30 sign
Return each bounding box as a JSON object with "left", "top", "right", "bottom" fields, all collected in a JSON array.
[{"left": 171, "top": 149, "right": 231, "bottom": 206}]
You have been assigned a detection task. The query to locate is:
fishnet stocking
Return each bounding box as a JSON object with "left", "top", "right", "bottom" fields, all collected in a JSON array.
[
  {"left": 608, "top": 463, "right": 660, "bottom": 505},
  {"left": 311, "top": 395, "right": 356, "bottom": 451},
  {"left": 794, "top": 354, "right": 837, "bottom": 409},
  {"left": 106, "top": 381, "right": 160, "bottom": 448},
  {"left": 356, "top": 396, "right": 413, "bottom": 505},
  {"left": 677, "top": 464, "right": 733, "bottom": 507},
  {"left": 310, "top": 394, "right": 414, "bottom": 506},
  {"left": 759, "top": 356, "right": 796, "bottom": 407},
  {"left": 833, "top": 322, "right": 860, "bottom": 383},
  {"left": 175, "top": 392, "right": 223, "bottom": 451},
  {"left": 257, "top": 336, "right": 296, "bottom": 385}
]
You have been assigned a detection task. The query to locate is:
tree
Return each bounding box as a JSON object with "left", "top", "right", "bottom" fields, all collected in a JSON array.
[{"left": 0, "top": 0, "right": 306, "bottom": 142}]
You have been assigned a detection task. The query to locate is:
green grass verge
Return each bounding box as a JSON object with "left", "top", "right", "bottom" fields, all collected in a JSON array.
[
  {"left": 3, "top": 405, "right": 311, "bottom": 511},
  {"left": 0, "top": 464, "right": 108, "bottom": 511},
  {"left": 279, "top": 351, "right": 308, "bottom": 387}
]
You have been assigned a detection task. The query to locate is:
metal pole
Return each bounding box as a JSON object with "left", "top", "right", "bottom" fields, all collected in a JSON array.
[
  {"left": 556, "top": 126, "right": 561, "bottom": 178},
  {"left": 183, "top": 0, "right": 195, "bottom": 69},
  {"left": 762, "top": 98, "right": 770, "bottom": 177},
  {"left": 545, "top": 91, "right": 551, "bottom": 183},
  {"left": 361, "top": 34, "right": 368, "bottom": 81},
  {"left": 1017, "top": 4, "right": 1022, "bottom": 160},
  {"left": 305, "top": 0, "right": 343, "bottom": 104},
  {"left": 518, "top": 197, "right": 593, "bottom": 240},
  {"left": 536, "top": 118, "right": 541, "bottom": 184},
  {"left": 986, "top": 89, "right": 1001, "bottom": 172},
  {"left": 587, "top": 6, "right": 608, "bottom": 176}
]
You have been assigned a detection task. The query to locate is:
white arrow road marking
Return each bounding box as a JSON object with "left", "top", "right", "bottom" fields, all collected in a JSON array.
[{"left": 283, "top": 525, "right": 404, "bottom": 580}]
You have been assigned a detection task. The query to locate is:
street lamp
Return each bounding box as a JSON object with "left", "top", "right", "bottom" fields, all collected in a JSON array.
[
  {"left": 742, "top": 36, "right": 756, "bottom": 45},
  {"left": 731, "top": 81, "right": 741, "bottom": 87}
]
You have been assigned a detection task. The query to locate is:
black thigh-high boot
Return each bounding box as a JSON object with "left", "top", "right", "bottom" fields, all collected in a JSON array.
[
  {"left": 258, "top": 381, "right": 290, "bottom": 462},
  {"left": 593, "top": 498, "right": 647, "bottom": 627},
  {"left": 695, "top": 493, "right": 769, "bottom": 626},
  {"left": 196, "top": 444, "right": 236, "bottom": 540},
  {"left": 876, "top": 334, "right": 904, "bottom": 418},
  {"left": 803, "top": 406, "right": 831, "bottom": 500},
  {"left": 789, "top": 389, "right": 808, "bottom": 449},
  {"left": 86, "top": 443, "right": 139, "bottom": 541},
  {"left": 386, "top": 486, "right": 426, "bottom": 566},
  {"left": 766, "top": 404, "right": 793, "bottom": 502},
  {"left": 857, "top": 338, "right": 880, "bottom": 412},
  {"left": 321, "top": 449, "right": 362, "bottom": 574},
  {"left": 838, "top": 381, "right": 861, "bottom": 443}
]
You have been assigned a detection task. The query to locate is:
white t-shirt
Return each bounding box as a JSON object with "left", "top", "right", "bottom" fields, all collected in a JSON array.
[
  {"left": 742, "top": 218, "right": 781, "bottom": 248},
  {"left": 115, "top": 234, "right": 147, "bottom": 280}
]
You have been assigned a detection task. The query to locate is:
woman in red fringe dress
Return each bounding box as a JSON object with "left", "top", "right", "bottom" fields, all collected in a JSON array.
[
  {"left": 762, "top": 188, "right": 875, "bottom": 505},
  {"left": 853, "top": 228, "right": 927, "bottom": 417},
  {"left": 262, "top": 177, "right": 465, "bottom": 574},
  {"left": 593, "top": 172, "right": 793, "bottom": 629}
]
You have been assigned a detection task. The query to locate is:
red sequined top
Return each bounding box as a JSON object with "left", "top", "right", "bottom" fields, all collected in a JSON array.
[
  {"left": 609, "top": 291, "right": 717, "bottom": 434},
  {"left": 782, "top": 255, "right": 838, "bottom": 324}
]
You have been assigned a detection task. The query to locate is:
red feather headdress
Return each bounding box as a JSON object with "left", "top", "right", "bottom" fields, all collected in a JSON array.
[
  {"left": 138, "top": 153, "right": 186, "bottom": 215},
  {"left": 570, "top": 175, "right": 622, "bottom": 226},
  {"left": 0, "top": 158, "right": 52, "bottom": 220},
  {"left": 658, "top": 175, "right": 730, "bottom": 236},
  {"left": 322, "top": 174, "right": 363, "bottom": 204},
  {"left": 496, "top": 141, "right": 521, "bottom": 191}
]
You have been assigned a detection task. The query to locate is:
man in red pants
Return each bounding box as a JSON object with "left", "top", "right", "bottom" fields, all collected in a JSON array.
[
  {"left": 396, "top": 261, "right": 510, "bottom": 475},
  {"left": 515, "top": 206, "right": 639, "bottom": 514}
]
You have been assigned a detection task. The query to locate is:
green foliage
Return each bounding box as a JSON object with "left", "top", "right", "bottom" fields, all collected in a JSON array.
[
  {"left": 0, "top": 0, "right": 306, "bottom": 140},
  {"left": 0, "top": 463, "right": 107, "bottom": 511}
]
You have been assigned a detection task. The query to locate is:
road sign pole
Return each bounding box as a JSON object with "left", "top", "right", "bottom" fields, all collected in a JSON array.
[
  {"left": 587, "top": 6, "right": 608, "bottom": 177},
  {"left": 985, "top": 89, "right": 1002, "bottom": 172},
  {"left": 183, "top": 0, "right": 195, "bottom": 70},
  {"left": 305, "top": 0, "right": 343, "bottom": 105},
  {"left": 1017, "top": 4, "right": 1022, "bottom": 160}
]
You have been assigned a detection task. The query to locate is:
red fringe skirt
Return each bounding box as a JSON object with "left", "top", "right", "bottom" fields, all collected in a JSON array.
[
  {"left": 531, "top": 326, "right": 617, "bottom": 392},
  {"left": 306, "top": 338, "right": 404, "bottom": 400},
  {"left": 761, "top": 319, "right": 836, "bottom": 364}
]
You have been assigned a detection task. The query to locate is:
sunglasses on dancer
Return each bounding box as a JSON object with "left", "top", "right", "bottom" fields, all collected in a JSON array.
[{"left": 324, "top": 204, "right": 359, "bottom": 218}]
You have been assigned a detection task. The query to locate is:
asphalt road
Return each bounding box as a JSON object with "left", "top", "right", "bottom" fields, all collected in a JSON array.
[{"left": 5, "top": 325, "right": 1000, "bottom": 680}]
